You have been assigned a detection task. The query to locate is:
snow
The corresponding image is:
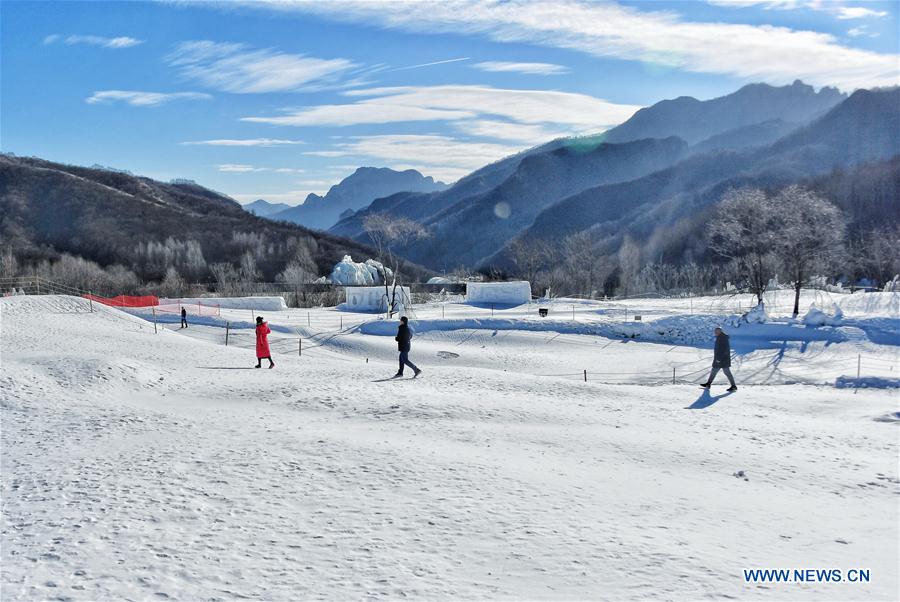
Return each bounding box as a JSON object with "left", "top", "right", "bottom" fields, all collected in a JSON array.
[
  {"left": 466, "top": 281, "right": 532, "bottom": 305},
  {"left": 159, "top": 296, "right": 287, "bottom": 311},
  {"left": 2, "top": 291, "right": 899, "bottom": 600},
  {"left": 328, "top": 255, "right": 392, "bottom": 286}
]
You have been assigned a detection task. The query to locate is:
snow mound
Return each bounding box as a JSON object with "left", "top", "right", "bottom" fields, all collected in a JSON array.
[
  {"left": 329, "top": 255, "right": 392, "bottom": 286},
  {"left": 159, "top": 296, "right": 287, "bottom": 311},
  {"left": 742, "top": 302, "right": 768, "bottom": 324},
  {"left": 803, "top": 303, "right": 843, "bottom": 326}
]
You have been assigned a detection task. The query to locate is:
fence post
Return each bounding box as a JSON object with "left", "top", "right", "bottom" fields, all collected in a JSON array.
[
  {"left": 340, "top": 315, "right": 343, "bottom": 330},
  {"left": 491, "top": 303, "right": 494, "bottom": 317},
  {"left": 673, "top": 367, "right": 676, "bottom": 384},
  {"left": 226, "top": 322, "right": 230, "bottom": 346},
  {"left": 37, "top": 278, "right": 41, "bottom": 295},
  {"left": 855, "top": 353, "right": 861, "bottom": 395},
  {"left": 442, "top": 305, "right": 445, "bottom": 318},
  {"left": 572, "top": 305, "right": 575, "bottom": 321},
  {"left": 88, "top": 291, "right": 94, "bottom": 313},
  {"left": 298, "top": 337, "right": 301, "bottom": 356},
  {"left": 308, "top": 312, "right": 311, "bottom": 327},
  {"left": 583, "top": 369, "right": 587, "bottom": 382},
  {"left": 152, "top": 307, "right": 158, "bottom": 334},
  {"left": 689, "top": 294, "right": 693, "bottom": 315}
]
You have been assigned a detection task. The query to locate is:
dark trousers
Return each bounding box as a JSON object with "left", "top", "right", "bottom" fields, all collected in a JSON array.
[
  {"left": 707, "top": 365, "right": 736, "bottom": 387},
  {"left": 398, "top": 351, "right": 418, "bottom": 374},
  {"left": 181, "top": 318, "right": 187, "bottom": 328}
]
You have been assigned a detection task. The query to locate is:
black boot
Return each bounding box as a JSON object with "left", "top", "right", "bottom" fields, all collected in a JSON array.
[{"left": 699, "top": 382, "right": 711, "bottom": 389}]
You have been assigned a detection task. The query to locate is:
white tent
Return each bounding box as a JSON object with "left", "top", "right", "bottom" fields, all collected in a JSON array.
[
  {"left": 344, "top": 286, "right": 411, "bottom": 312},
  {"left": 466, "top": 281, "right": 531, "bottom": 305}
]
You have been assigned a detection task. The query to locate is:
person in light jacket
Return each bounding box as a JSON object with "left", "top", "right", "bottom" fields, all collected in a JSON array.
[
  {"left": 700, "top": 327, "right": 736, "bottom": 391},
  {"left": 394, "top": 316, "right": 421, "bottom": 378},
  {"left": 255, "top": 316, "right": 275, "bottom": 369}
]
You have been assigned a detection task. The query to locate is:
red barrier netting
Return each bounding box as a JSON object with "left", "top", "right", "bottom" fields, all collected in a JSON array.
[{"left": 84, "top": 293, "right": 159, "bottom": 308}]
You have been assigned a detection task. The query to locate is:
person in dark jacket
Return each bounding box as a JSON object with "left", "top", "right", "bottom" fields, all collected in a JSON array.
[
  {"left": 180, "top": 307, "right": 188, "bottom": 329},
  {"left": 394, "top": 316, "right": 421, "bottom": 378},
  {"left": 701, "top": 327, "right": 737, "bottom": 391}
]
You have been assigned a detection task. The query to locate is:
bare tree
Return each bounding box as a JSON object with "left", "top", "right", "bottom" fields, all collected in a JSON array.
[
  {"left": 708, "top": 188, "right": 781, "bottom": 305},
  {"left": 558, "top": 231, "right": 613, "bottom": 298},
  {"left": 277, "top": 261, "right": 316, "bottom": 307},
  {"left": 506, "top": 237, "right": 552, "bottom": 294},
  {"left": 362, "top": 214, "right": 427, "bottom": 315},
  {"left": 774, "top": 186, "right": 846, "bottom": 316}
]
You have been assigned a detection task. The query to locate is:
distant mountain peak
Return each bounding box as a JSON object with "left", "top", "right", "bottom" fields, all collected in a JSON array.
[{"left": 269, "top": 166, "right": 448, "bottom": 230}]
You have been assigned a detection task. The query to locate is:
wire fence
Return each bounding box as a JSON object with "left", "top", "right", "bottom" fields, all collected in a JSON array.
[{"left": 3, "top": 276, "right": 896, "bottom": 388}]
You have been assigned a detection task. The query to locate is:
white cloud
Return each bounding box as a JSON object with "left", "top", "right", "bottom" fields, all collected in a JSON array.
[
  {"left": 86, "top": 90, "right": 212, "bottom": 106},
  {"left": 242, "top": 84, "right": 640, "bottom": 143},
  {"left": 473, "top": 61, "right": 570, "bottom": 75},
  {"left": 847, "top": 25, "right": 880, "bottom": 38},
  {"left": 44, "top": 34, "right": 143, "bottom": 48},
  {"left": 836, "top": 6, "right": 888, "bottom": 20},
  {"left": 216, "top": 164, "right": 305, "bottom": 173},
  {"left": 181, "top": 138, "right": 305, "bottom": 146},
  {"left": 710, "top": 0, "right": 888, "bottom": 20},
  {"left": 166, "top": 40, "right": 358, "bottom": 93},
  {"left": 244, "top": 0, "right": 899, "bottom": 90}
]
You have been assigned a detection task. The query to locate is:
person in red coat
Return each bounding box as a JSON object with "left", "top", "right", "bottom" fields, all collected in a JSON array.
[{"left": 255, "top": 316, "right": 275, "bottom": 369}]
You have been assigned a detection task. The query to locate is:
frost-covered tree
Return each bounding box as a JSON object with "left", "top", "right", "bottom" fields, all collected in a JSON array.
[
  {"left": 363, "top": 214, "right": 427, "bottom": 316},
  {"left": 616, "top": 235, "right": 641, "bottom": 297},
  {"left": 0, "top": 248, "right": 18, "bottom": 280},
  {"left": 160, "top": 266, "right": 187, "bottom": 298},
  {"left": 774, "top": 186, "right": 846, "bottom": 317},
  {"left": 708, "top": 188, "right": 781, "bottom": 305}
]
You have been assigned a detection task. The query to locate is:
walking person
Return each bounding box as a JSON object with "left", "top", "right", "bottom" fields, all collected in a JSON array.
[
  {"left": 255, "top": 316, "right": 275, "bottom": 369},
  {"left": 700, "top": 326, "right": 737, "bottom": 391},
  {"left": 180, "top": 307, "right": 188, "bottom": 329},
  {"left": 393, "top": 316, "right": 421, "bottom": 378}
]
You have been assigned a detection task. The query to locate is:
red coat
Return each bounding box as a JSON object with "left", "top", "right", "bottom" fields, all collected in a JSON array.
[{"left": 255, "top": 322, "right": 271, "bottom": 358}]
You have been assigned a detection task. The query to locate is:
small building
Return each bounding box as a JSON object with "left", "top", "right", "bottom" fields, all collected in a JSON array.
[
  {"left": 466, "top": 281, "right": 532, "bottom": 306},
  {"left": 344, "top": 286, "right": 411, "bottom": 312}
]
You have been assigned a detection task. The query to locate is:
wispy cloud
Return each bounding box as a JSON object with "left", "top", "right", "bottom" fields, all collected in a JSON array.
[
  {"left": 86, "top": 90, "right": 211, "bottom": 107},
  {"left": 216, "top": 164, "right": 306, "bottom": 173},
  {"left": 244, "top": 0, "right": 898, "bottom": 89},
  {"left": 44, "top": 34, "right": 143, "bottom": 48},
  {"left": 473, "top": 61, "right": 569, "bottom": 75},
  {"left": 242, "top": 84, "right": 640, "bottom": 144},
  {"left": 847, "top": 25, "right": 880, "bottom": 38},
  {"left": 709, "top": 0, "right": 888, "bottom": 19},
  {"left": 182, "top": 138, "right": 304, "bottom": 146},
  {"left": 166, "top": 40, "right": 359, "bottom": 93}
]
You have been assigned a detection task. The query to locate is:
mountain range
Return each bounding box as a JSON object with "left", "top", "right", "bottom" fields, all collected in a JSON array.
[
  {"left": 263, "top": 167, "right": 447, "bottom": 230},
  {"left": 243, "top": 199, "right": 292, "bottom": 218},
  {"left": 0, "top": 155, "right": 386, "bottom": 282},
  {"left": 327, "top": 81, "right": 895, "bottom": 272}
]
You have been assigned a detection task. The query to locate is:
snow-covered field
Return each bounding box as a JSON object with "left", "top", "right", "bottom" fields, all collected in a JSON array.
[{"left": 2, "top": 292, "right": 898, "bottom": 600}]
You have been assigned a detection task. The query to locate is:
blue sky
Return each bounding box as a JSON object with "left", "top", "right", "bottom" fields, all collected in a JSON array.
[{"left": 2, "top": 0, "right": 897, "bottom": 205}]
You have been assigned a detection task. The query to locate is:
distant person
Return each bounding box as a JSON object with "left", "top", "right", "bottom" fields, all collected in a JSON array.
[
  {"left": 700, "top": 326, "right": 737, "bottom": 391},
  {"left": 255, "top": 316, "right": 274, "bottom": 369},
  {"left": 180, "top": 307, "right": 188, "bottom": 329},
  {"left": 393, "top": 316, "right": 421, "bottom": 378}
]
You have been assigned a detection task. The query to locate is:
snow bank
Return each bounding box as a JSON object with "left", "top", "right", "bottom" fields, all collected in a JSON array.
[
  {"left": 328, "top": 255, "right": 392, "bottom": 286},
  {"left": 835, "top": 376, "right": 900, "bottom": 389},
  {"left": 159, "top": 296, "right": 287, "bottom": 311},
  {"left": 466, "top": 281, "right": 531, "bottom": 305}
]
